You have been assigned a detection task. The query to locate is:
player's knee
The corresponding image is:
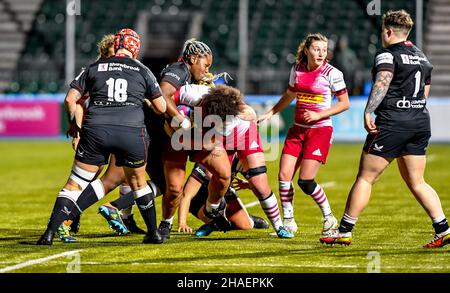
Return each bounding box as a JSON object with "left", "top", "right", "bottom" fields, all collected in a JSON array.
[
  {"left": 166, "top": 183, "right": 183, "bottom": 197},
  {"left": 57, "top": 188, "right": 82, "bottom": 203},
  {"left": 405, "top": 178, "right": 425, "bottom": 193},
  {"left": 357, "top": 172, "right": 378, "bottom": 185},
  {"left": 215, "top": 167, "right": 232, "bottom": 184},
  {"left": 297, "top": 179, "right": 317, "bottom": 195},
  {"left": 69, "top": 164, "right": 97, "bottom": 190}
]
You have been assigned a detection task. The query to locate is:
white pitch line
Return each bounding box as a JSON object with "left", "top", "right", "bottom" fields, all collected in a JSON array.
[
  {"left": 244, "top": 181, "right": 336, "bottom": 208},
  {"left": 244, "top": 201, "right": 260, "bottom": 208},
  {"left": 320, "top": 181, "right": 336, "bottom": 188},
  {"left": 0, "top": 250, "right": 82, "bottom": 273}
]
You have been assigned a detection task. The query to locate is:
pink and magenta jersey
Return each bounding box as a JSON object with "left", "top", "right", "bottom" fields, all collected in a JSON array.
[{"left": 288, "top": 62, "right": 347, "bottom": 128}]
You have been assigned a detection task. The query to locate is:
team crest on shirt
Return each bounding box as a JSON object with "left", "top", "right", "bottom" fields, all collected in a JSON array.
[{"left": 98, "top": 63, "right": 109, "bottom": 72}]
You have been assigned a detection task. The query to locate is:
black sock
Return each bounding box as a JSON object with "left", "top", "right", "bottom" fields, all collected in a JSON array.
[
  {"left": 433, "top": 218, "right": 449, "bottom": 234},
  {"left": 110, "top": 191, "right": 135, "bottom": 210},
  {"left": 75, "top": 183, "right": 100, "bottom": 212},
  {"left": 48, "top": 197, "right": 77, "bottom": 232},
  {"left": 338, "top": 219, "right": 355, "bottom": 233},
  {"left": 135, "top": 194, "right": 157, "bottom": 232}
]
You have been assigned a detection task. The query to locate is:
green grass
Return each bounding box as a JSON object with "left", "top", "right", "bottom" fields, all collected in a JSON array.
[{"left": 0, "top": 141, "right": 449, "bottom": 273}]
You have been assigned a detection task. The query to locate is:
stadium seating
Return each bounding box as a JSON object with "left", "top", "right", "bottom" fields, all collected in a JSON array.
[{"left": 4, "top": 0, "right": 426, "bottom": 94}]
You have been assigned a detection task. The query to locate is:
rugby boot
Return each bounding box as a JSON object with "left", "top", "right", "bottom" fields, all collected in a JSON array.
[
  {"left": 123, "top": 214, "right": 146, "bottom": 234},
  {"left": 319, "top": 229, "right": 352, "bottom": 245},
  {"left": 36, "top": 229, "right": 55, "bottom": 245},
  {"left": 98, "top": 204, "right": 129, "bottom": 235},
  {"left": 424, "top": 228, "right": 450, "bottom": 248}
]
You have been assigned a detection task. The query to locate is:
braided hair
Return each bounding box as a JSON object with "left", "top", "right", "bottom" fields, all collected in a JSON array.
[{"left": 180, "top": 38, "right": 212, "bottom": 63}]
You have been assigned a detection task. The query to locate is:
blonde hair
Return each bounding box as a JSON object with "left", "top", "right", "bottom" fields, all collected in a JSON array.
[
  {"left": 295, "top": 33, "right": 328, "bottom": 64},
  {"left": 96, "top": 34, "right": 115, "bottom": 61},
  {"left": 197, "top": 72, "right": 233, "bottom": 88},
  {"left": 382, "top": 10, "right": 414, "bottom": 35}
]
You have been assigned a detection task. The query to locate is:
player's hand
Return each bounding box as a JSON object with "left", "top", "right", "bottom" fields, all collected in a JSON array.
[
  {"left": 257, "top": 110, "right": 273, "bottom": 124},
  {"left": 178, "top": 223, "right": 193, "bottom": 233},
  {"left": 364, "top": 112, "right": 378, "bottom": 134},
  {"left": 72, "top": 136, "right": 80, "bottom": 151},
  {"left": 172, "top": 115, "right": 192, "bottom": 130},
  {"left": 302, "top": 109, "right": 321, "bottom": 123},
  {"left": 232, "top": 176, "right": 250, "bottom": 190},
  {"left": 66, "top": 122, "right": 81, "bottom": 139}
]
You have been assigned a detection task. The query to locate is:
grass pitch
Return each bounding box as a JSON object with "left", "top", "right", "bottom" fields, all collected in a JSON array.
[{"left": 0, "top": 141, "right": 449, "bottom": 273}]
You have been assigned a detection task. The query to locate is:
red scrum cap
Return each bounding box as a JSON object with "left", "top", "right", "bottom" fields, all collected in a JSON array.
[{"left": 114, "top": 28, "right": 140, "bottom": 59}]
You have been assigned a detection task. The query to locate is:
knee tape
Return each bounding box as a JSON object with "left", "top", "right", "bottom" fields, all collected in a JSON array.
[
  {"left": 69, "top": 164, "right": 96, "bottom": 189},
  {"left": 57, "top": 188, "right": 82, "bottom": 212},
  {"left": 119, "top": 184, "right": 132, "bottom": 196}
]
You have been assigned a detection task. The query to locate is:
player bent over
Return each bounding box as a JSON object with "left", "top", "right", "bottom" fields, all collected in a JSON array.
[{"left": 179, "top": 84, "right": 294, "bottom": 238}]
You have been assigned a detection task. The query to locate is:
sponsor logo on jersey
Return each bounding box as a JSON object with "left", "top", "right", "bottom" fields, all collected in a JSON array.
[
  {"left": 375, "top": 52, "right": 394, "bottom": 66},
  {"left": 395, "top": 97, "right": 426, "bottom": 109},
  {"left": 165, "top": 72, "right": 181, "bottom": 81},
  {"left": 332, "top": 76, "right": 344, "bottom": 84},
  {"left": 400, "top": 54, "right": 427, "bottom": 65},
  {"left": 396, "top": 96, "right": 411, "bottom": 109},
  {"left": 130, "top": 159, "right": 144, "bottom": 166},
  {"left": 98, "top": 63, "right": 108, "bottom": 72},
  {"left": 296, "top": 92, "right": 324, "bottom": 104}
]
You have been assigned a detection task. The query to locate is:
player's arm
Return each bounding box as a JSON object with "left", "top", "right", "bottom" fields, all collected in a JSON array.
[
  {"left": 363, "top": 71, "right": 394, "bottom": 133},
  {"left": 424, "top": 71, "right": 431, "bottom": 99},
  {"left": 303, "top": 92, "right": 350, "bottom": 123},
  {"left": 178, "top": 176, "right": 202, "bottom": 233},
  {"left": 71, "top": 101, "right": 85, "bottom": 150},
  {"left": 148, "top": 96, "right": 167, "bottom": 114},
  {"left": 178, "top": 84, "right": 210, "bottom": 106},
  {"left": 424, "top": 85, "right": 431, "bottom": 98},
  {"left": 160, "top": 82, "right": 191, "bottom": 130},
  {"left": 238, "top": 104, "right": 257, "bottom": 121},
  {"left": 258, "top": 89, "right": 296, "bottom": 123},
  {"left": 66, "top": 68, "right": 88, "bottom": 138},
  {"left": 64, "top": 88, "right": 83, "bottom": 138}
]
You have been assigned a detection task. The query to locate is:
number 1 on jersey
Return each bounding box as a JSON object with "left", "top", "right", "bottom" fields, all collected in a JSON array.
[
  {"left": 413, "top": 71, "right": 421, "bottom": 98},
  {"left": 106, "top": 78, "right": 128, "bottom": 102}
]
